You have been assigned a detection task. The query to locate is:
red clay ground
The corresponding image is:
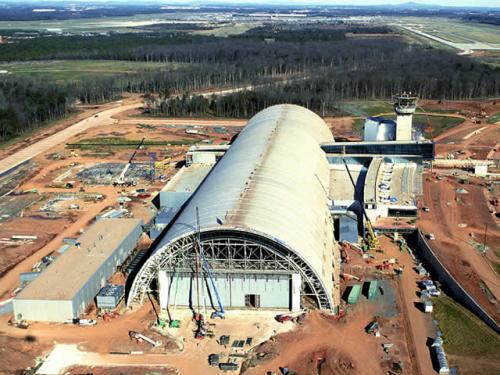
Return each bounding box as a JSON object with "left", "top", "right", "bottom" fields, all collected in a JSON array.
[
  {"left": 67, "top": 366, "right": 176, "bottom": 375},
  {"left": 419, "top": 174, "right": 500, "bottom": 320}
]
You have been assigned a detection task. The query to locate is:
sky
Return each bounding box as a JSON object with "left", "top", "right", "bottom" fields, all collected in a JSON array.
[{"left": 3, "top": 0, "right": 498, "bottom": 8}]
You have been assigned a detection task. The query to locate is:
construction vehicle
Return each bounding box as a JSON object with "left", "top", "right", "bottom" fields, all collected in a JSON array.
[
  {"left": 365, "top": 321, "right": 380, "bottom": 335},
  {"left": 102, "top": 312, "right": 119, "bottom": 322},
  {"left": 71, "top": 318, "right": 97, "bottom": 326},
  {"left": 340, "top": 273, "right": 361, "bottom": 281},
  {"left": 342, "top": 160, "right": 380, "bottom": 251},
  {"left": 113, "top": 138, "right": 145, "bottom": 187},
  {"left": 219, "top": 335, "right": 230, "bottom": 346},
  {"left": 8, "top": 318, "right": 29, "bottom": 329},
  {"left": 194, "top": 313, "right": 208, "bottom": 339},
  {"left": 376, "top": 261, "right": 392, "bottom": 270},
  {"left": 340, "top": 245, "right": 351, "bottom": 263},
  {"left": 208, "top": 353, "right": 220, "bottom": 366},
  {"left": 129, "top": 330, "right": 161, "bottom": 347},
  {"left": 342, "top": 241, "right": 364, "bottom": 256},
  {"left": 275, "top": 312, "right": 306, "bottom": 324},
  {"left": 219, "top": 363, "right": 239, "bottom": 372}
]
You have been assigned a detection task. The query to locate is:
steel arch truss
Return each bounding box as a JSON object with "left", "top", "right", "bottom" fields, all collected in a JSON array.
[{"left": 128, "top": 231, "right": 333, "bottom": 311}]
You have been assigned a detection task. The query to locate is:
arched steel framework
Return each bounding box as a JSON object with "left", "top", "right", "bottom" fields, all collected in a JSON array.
[{"left": 128, "top": 229, "right": 333, "bottom": 310}]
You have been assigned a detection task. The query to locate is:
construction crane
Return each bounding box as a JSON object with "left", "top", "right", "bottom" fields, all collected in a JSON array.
[
  {"left": 195, "top": 207, "right": 225, "bottom": 320},
  {"left": 201, "top": 252, "right": 226, "bottom": 319},
  {"left": 113, "top": 138, "right": 145, "bottom": 187},
  {"left": 342, "top": 159, "right": 380, "bottom": 252}
]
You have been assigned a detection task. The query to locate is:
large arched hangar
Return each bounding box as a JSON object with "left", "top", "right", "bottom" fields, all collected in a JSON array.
[{"left": 128, "top": 104, "right": 340, "bottom": 312}]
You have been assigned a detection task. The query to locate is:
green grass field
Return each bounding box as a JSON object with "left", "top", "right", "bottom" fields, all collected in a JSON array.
[
  {"left": 415, "top": 114, "right": 464, "bottom": 136},
  {"left": 338, "top": 101, "right": 394, "bottom": 117},
  {"left": 487, "top": 112, "right": 500, "bottom": 124},
  {"left": 433, "top": 296, "right": 499, "bottom": 356},
  {"left": 0, "top": 60, "right": 178, "bottom": 83},
  {"left": 67, "top": 137, "right": 198, "bottom": 149}
]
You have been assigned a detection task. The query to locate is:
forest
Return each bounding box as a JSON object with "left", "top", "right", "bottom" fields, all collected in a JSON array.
[{"left": 1, "top": 25, "right": 499, "bottom": 141}]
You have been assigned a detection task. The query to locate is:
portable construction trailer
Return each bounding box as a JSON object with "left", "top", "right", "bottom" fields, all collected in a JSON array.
[
  {"left": 347, "top": 284, "right": 362, "bottom": 304},
  {"left": 367, "top": 280, "right": 379, "bottom": 300}
]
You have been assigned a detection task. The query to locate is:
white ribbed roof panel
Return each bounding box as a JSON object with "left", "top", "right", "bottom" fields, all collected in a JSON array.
[{"left": 146, "top": 104, "right": 335, "bottom": 305}]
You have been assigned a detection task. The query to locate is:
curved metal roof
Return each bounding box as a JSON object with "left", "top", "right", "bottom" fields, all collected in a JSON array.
[{"left": 132, "top": 104, "right": 335, "bottom": 307}]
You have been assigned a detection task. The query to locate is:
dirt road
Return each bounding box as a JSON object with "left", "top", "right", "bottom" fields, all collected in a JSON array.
[
  {"left": 381, "top": 236, "right": 436, "bottom": 375},
  {"left": 0, "top": 99, "right": 142, "bottom": 175}
]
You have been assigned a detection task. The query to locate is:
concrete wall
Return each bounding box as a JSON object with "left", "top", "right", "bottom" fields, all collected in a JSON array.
[
  {"left": 12, "top": 299, "right": 73, "bottom": 322},
  {"left": 415, "top": 231, "right": 500, "bottom": 333},
  {"left": 159, "top": 271, "right": 296, "bottom": 311}
]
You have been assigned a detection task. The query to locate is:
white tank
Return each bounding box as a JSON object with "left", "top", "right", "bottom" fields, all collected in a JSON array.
[{"left": 363, "top": 117, "right": 396, "bottom": 141}]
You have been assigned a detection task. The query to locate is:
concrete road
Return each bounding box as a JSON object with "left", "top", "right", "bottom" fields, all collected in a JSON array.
[{"left": 0, "top": 100, "right": 141, "bottom": 176}]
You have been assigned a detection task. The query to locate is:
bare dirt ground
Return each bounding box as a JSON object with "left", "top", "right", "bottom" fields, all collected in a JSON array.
[
  {"left": 67, "top": 366, "right": 176, "bottom": 375},
  {"left": 0, "top": 95, "right": 498, "bottom": 374},
  {"left": 0, "top": 215, "right": 75, "bottom": 278},
  {"left": 0, "top": 334, "right": 51, "bottom": 375},
  {"left": 419, "top": 98, "right": 499, "bottom": 116},
  {"left": 380, "top": 236, "right": 436, "bottom": 375},
  {"left": 420, "top": 175, "right": 500, "bottom": 320}
]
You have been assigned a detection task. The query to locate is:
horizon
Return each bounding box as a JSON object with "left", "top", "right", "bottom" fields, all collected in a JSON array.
[{"left": 1, "top": 0, "right": 499, "bottom": 10}]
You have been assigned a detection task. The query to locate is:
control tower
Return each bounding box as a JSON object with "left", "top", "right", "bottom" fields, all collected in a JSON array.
[{"left": 394, "top": 92, "right": 417, "bottom": 141}]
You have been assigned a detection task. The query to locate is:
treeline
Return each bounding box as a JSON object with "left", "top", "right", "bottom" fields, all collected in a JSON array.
[
  {"left": 1, "top": 26, "right": 500, "bottom": 143},
  {"left": 0, "top": 78, "right": 120, "bottom": 142},
  {"left": 148, "top": 47, "right": 500, "bottom": 118}
]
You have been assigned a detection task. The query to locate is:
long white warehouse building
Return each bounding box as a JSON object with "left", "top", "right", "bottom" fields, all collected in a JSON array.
[{"left": 13, "top": 218, "right": 143, "bottom": 322}]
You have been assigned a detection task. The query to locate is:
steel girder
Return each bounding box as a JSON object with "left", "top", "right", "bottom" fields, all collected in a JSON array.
[{"left": 127, "top": 230, "right": 334, "bottom": 311}]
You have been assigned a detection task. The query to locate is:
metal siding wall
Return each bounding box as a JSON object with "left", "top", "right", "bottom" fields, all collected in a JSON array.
[
  {"left": 159, "top": 192, "right": 191, "bottom": 209},
  {"left": 13, "top": 299, "right": 73, "bottom": 322},
  {"left": 159, "top": 274, "right": 290, "bottom": 310},
  {"left": 339, "top": 215, "right": 358, "bottom": 243},
  {"left": 72, "top": 221, "right": 142, "bottom": 318}
]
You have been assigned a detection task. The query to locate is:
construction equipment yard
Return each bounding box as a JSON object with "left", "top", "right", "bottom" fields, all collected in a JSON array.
[{"left": 0, "top": 94, "right": 498, "bottom": 375}]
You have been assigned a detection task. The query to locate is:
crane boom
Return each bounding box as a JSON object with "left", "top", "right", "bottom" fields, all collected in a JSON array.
[
  {"left": 196, "top": 207, "right": 225, "bottom": 319},
  {"left": 201, "top": 253, "right": 225, "bottom": 319},
  {"left": 342, "top": 159, "right": 379, "bottom": 251},
  {"left": 113, "top": 138, "right": 145, "bottom": 186}
]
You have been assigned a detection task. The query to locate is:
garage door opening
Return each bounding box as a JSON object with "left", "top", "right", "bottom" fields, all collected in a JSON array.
[{"left": 245, "top": 294, "right": 261, "bottom": 308}]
